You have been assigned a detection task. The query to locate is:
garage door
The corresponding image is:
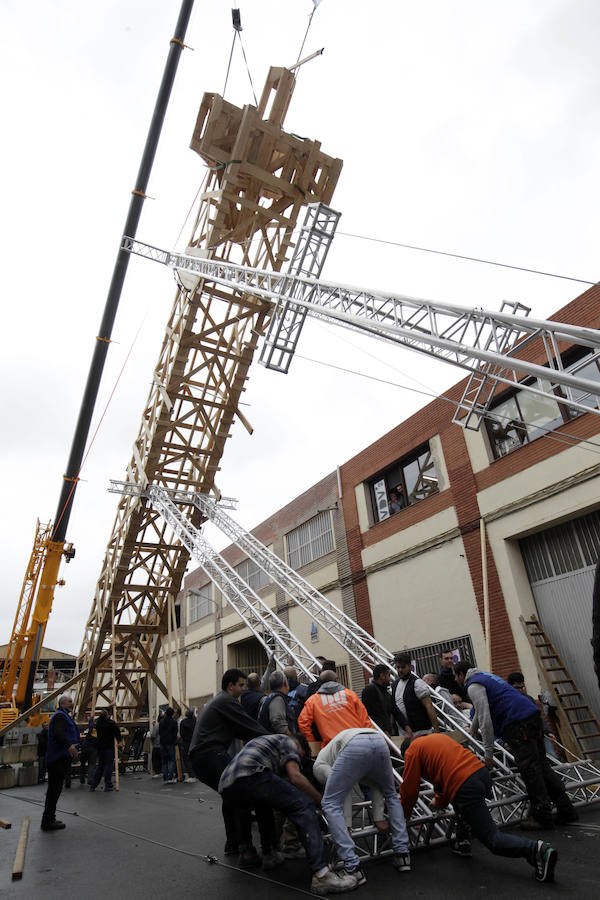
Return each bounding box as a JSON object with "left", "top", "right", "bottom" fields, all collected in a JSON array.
[{"left": 520, "top": 510, "right": 600, "bottom": 719}]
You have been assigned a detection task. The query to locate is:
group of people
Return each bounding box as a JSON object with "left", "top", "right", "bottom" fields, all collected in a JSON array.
[
  {"left": 181, "top": 652, "right": 572, "bottom": 892},
  {"left": 148, "top": 706, "right": 198, "bottom": 784},
  {"left": 38, "top": 649, "right": 577, "bottom": 890},
  {"left": 40, "top": 696, "right": 122, "bottom": 831}
]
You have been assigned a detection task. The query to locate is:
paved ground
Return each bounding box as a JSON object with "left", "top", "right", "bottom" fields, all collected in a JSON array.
[{"left": 1, "top": 774, "right": 599, "bottom": 898}]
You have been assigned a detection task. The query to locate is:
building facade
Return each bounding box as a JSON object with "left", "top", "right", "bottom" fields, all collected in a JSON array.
[{"left": 158, "top": 285, "right": 600, "bottom": 718}]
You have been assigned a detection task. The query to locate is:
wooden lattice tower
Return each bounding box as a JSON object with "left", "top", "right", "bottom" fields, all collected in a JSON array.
[{"left": 75, "top": 66, "right": 342, "bottom": 722}]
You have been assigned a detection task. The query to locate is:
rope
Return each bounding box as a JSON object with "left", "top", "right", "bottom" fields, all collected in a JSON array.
[
  {"left": 0, "top": 790, "right": 316, "bottom": 897},
  {"left": 297, "top": 9, "right": 316, "bottom": 64},
  {"left": 174, "top": 169, "right": 210, "bottom": 249},
  {"left": 222, "top": 31, "right": 236, "bottom": 99},
  {"left": 236, "top": 31, "right": 258, "bottom": 107},
  {"left": 52, "top": 319, "right": 145, "bottom": 539}
]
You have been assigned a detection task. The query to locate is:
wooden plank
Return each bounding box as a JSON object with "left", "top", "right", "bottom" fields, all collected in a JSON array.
[{"left": 11, "top": 816, "right": 30, "bottom": 881}]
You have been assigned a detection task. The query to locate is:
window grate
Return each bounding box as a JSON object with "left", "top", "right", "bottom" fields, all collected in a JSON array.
[
  {"left": 398, "top": 634, "right": 476, "bottom": 678},
  {"left": 234, "top": 557, "right": 270, "bottom": 592},
  {"left": 189, "top": 584, "right": 212, "bottom": 623},
  {"left": 287, "top": 510, "right": 334, "bottom": 569}
]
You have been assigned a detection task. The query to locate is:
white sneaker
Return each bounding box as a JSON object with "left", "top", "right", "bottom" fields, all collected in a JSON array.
[
  {"left": 184, "top": 776, "right": 197, "bottom": 783},
  {"left": 151, "top": 774, "right": 162, "bottom": 779},
  {"left": 310, "top": 868, "right": 358, "bottom": 895}
]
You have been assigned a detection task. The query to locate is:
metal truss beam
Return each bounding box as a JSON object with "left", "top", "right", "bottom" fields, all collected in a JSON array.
[
  {"left": 108, "top": 482, "right": 600, "bottom": 850},
  {"left": 123, "top": 235, "right": 600, "bottom": 427}
]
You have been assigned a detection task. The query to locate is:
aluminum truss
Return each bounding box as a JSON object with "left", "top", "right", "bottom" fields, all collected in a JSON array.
[
  {"left": 114, "top": 483, "right": 600, "bottom": 848},
  {"left": 123, "top": 234, "right": 600, "bottom": 428},
  {"left": 258, "top": 203, "right": 341, "bottom": 373}
]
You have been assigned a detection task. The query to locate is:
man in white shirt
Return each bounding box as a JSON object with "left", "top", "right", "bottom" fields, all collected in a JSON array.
[{"left": 392, "top": 652, "right": 439, "bottom": 736}]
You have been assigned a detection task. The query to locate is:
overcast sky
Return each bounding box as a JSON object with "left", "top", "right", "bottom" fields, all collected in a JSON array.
[{"left": 1, "top": 0, "right": 599, "bottom": 656}]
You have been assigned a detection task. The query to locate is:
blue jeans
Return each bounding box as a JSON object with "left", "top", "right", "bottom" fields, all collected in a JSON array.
[
  {"left": 222, "top": 771, "right": 328, "bottom": 873},
  {"left": 454, "top": 768, "right": 535, "bottom": 860},
  {"left": 322, "top": 731, "right": 409, "bottom": 868},
  {"left": 91, "top": 747, "right": 115, "bottom": 789},
  {"left": 161, "top": 745, "right": 176, "bottom": 781}
]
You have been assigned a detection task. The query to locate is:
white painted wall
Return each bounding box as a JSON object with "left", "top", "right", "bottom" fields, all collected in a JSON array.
[{"left": 367, "top": 535, "right": 488, "bottom": 661}]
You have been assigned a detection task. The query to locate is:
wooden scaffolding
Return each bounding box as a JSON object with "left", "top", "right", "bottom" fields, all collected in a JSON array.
[{"left": 74, "top": 66, "right": 342, "bottom": 724}]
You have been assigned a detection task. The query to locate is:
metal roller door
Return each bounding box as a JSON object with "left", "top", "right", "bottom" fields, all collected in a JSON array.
[{"left": 520, "top": 510, "right": 600, "bottom": 718}]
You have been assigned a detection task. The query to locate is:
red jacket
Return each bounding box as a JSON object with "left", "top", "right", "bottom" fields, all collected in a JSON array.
[
  {"left": 401, "top": 733, "right": 483, "bottom": 819},
  {"left": 298, "top": 682, "right": 372, "bottom": 746}
]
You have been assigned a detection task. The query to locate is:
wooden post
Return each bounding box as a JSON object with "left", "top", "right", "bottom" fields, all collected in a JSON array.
[
  {"left": 166, "top": 597, "right": 174, "bottom": 706},
  {"left": 169, "top": 594, "right": 185, "bottom": 781},
  {"left": 169, "top": 594, "right": 185, "bottom": 710},
  {"left": 11, "top": 816, "right": 30, "bottom": 881},
  {"left": 480, "top": 518, "right": 492, "bottom": 672},
  {"left": 111, "top": 600, "right": 120, "bottom": 791}
]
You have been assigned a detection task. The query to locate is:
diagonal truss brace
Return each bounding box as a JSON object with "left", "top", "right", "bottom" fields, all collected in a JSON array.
[
  {"left": 122, "top": 235, "right": 600, "bottom": 427},
  {"left": 108, "top": 481, "right": 323, "bottom": 680}
]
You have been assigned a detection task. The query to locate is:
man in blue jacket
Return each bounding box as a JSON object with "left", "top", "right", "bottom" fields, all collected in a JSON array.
[
  {"left": 41, "top": 694, "right": 80, "bottom": 831},
  {"left": 454, "top": 662, "right": 577, "bottom": 829}
]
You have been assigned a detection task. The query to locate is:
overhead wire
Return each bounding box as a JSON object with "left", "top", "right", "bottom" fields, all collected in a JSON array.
[
  {"left": 334, "top": 230, "right": 598, "bottom": 287},
  {"left": 294, "top": 327, "right": 600, "bottom": 458},
  {"left": 196, "top": 225, "right": 597, "bottom": 288}
]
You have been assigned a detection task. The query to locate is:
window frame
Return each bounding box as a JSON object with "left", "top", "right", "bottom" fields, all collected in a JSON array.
[
  {"left": 485, "top": 349, "right": 600, "bottom": 460},
  {"left": 188, "top": 583, "right": 213, "bottom": 624},
  {"left": 234, "top": 557, "right": 270, "bottom": 592},
  {"left": 286, "top": 510, "right": 335, "bottom": 570},
  {"left": 366, "top": 442, "right": 439, "bottom": 525}
]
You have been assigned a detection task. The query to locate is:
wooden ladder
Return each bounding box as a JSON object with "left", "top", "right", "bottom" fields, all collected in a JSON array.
[{"left": 521, "top": 615, "right": 600, "bottom": 761}]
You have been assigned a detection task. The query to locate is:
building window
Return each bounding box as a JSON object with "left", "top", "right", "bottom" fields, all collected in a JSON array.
[
  {"left": 287, "top": 511, "right": 334, "bottom": 569},
  {"left": 368, "top": 444, "right": 439, "bottom": 524},
  {"left": 189, "top": 584, "right": 212, "bottom": 623},
  {"left": 234, "top": 557, "right": 270, "bottom": 592},
  {"left": 486, "top": 351, "right": 600, "bottom": 459},
  {"left": 399, "top": 634, "right": 475, "bottom": 678}
]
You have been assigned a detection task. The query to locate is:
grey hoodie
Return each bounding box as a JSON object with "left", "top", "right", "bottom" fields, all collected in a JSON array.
[
  {"left": 317, "top": 681, "right": 346, "bottom": 694},
  {"left": 464, "top": 667, "right": 495, "bottom": 758}
]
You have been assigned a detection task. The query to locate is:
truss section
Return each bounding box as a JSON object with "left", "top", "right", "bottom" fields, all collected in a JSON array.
[
  {"left": 74, "top": 67, "right": 342, "bottom": 722},
  {"left": 191, "top": 490, "right": 398, "bottom": 674},
  {"left": 115, "top": 483, "right": 599, "bottom": 848},
  {"left": 258, "top": 202, "right": 341, "bottom": 372},
  {"left": 125, "top": 235, "right": 600, "bottom": 426}
]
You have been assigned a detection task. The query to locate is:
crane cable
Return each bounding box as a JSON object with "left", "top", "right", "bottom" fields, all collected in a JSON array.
[
  {"left": 223, "top": 10, "right": 257, "bottom": 106},
  {"left": 52, "top": 320, "right": 146, "bottom": 539}
]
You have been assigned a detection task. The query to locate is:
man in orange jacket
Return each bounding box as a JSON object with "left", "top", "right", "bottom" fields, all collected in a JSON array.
[
  {"left": 400, "top": 734, "right": 558, "bottom": 883},
  {"left": 297, "top": 671, "right": 372, "bottom": 746}
]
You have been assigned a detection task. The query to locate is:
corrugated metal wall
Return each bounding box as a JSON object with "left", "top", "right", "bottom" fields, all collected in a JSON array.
[{"left": 520, "top": 512, "right": 600, "bottom": 719}]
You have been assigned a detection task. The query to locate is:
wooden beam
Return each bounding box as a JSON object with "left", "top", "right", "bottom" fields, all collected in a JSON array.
[{"left": 11, "top": 817, "right": 30, "bottom": 881}]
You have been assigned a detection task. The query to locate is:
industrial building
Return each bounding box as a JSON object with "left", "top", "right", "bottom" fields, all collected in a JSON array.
[{"left": 163, "top": 283, "right": 600, "bottom": 720}]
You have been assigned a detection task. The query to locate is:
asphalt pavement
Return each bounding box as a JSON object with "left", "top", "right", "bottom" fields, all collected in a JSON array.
[{"left": 1, "top": 774, "right": 599, "bottom": 899}]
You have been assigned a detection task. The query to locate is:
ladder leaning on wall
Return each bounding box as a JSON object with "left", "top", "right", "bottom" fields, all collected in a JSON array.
[{"left": 521, "top": 615, "right": 600, "bottom": 762}]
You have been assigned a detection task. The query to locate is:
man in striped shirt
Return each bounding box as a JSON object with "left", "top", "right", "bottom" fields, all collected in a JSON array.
[{"left": 219, "top": 733, "right": 358, "bottom": 895}]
